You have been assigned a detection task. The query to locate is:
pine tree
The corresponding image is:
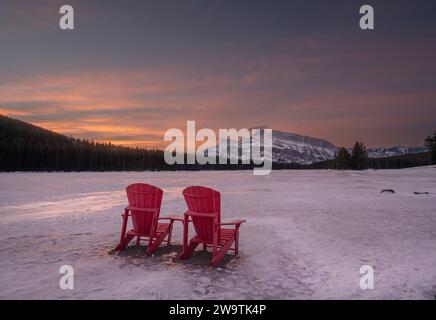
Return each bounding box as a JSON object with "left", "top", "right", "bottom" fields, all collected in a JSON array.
[
  {"left": 333, "top": 147, "right": 351, "bottom": 170},
  {"left": 424, "top": 130, "right": 436, "bottom": 165},
  {"left": 351, "top": 141, "right": 368, "bottom": 170}
]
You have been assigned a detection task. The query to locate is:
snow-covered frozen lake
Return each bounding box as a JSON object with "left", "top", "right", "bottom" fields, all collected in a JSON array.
[{"left": 0, "top": 167, "right": 435, "bottom": 299}]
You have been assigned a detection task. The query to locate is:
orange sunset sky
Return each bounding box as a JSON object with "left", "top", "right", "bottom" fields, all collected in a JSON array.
[{"left": 1, "top": 0, "right": 435, "bottom": 149}]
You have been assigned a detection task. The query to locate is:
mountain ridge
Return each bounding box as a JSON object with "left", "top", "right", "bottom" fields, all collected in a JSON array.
[
  {"left": 205, "top": 129, "right": 427, "bottom": 164},
  {"left": 0, "top": 114, "right": 428, "bottom": 167}
]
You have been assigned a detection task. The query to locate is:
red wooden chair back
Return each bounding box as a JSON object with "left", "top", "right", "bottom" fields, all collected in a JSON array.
[
  {"left": 182, "top": 186, "right": 221, "bottom": 243},
  {"left": 126, "top": 183, "right": 163, "bottom": 236}
]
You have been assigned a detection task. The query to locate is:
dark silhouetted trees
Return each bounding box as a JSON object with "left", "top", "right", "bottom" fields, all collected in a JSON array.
[
  {"left": 0, "top": 115, "right": 432, "bottom": 172},
  {"left": 332, "top": 147, "right": 351, "bottom": 169},
  {"left": 0, "top": 115, "right": 167, "bottom": 172},
  {"left": 351, "top": 141, "right": 368, "bottom": 170},
  {"left": 424, "top": 131, "right": 436, "bottom": 165}
]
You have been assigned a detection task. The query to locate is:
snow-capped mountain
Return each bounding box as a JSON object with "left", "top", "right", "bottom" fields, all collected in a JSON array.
[
  {"left": 271, "top": 131, "right": 336, "bottom": 164},
  {"left": 205, "top": 130, "right": 336, "bottom": 165},
  {"left": 205, "top": 130, "right": 426, "bottom": 165},
  {"left": 366, "top": 146, "right": 427, "bottom": 158}
]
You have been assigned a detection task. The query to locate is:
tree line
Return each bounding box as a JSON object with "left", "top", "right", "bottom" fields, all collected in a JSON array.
[
  {"left": 332, "top": 142, "right": 368, "bottom": 170},
  {"left": 425, "top": 131, "right": 436, "bottom": 165},
  {"left": 330, "top": 131, "right": 436, "bottom": 170},
  {"left": 0, "top": 115, "right": 166, "bottom": 171},
  {"left": 1, "top": 115, "right": 434, "bottom": 172}
]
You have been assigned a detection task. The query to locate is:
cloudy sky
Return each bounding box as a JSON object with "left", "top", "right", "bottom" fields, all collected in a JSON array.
[{"left": 0, "top": 0, "right": 435, "bottom": 148}]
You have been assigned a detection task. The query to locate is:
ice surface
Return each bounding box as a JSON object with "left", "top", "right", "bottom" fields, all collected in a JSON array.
[{"left": 0, "top": 167, "right": 435, "bottom": 299}]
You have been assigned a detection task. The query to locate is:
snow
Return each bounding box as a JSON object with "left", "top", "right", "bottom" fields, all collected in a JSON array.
[{"left": 0, "top": 167, "right": 436, "bottom": 299}]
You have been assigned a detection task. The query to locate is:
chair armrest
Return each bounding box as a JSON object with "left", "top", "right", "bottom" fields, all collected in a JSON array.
[
  {"left": 125, "top": 206, "right": 159, "bottom": 213},
  {"left": 217, "top": 219, "right": 246, "bottom": 226},
  {"left": 158, "top": 215, "right": 185, "bottom": 222},
  {"left": 183, "top": 210, "right": 218, "bottom": 218}
]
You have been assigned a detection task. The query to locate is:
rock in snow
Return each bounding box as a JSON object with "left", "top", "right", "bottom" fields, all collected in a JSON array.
[{"left": 380, "top": 189, "right": 396, "bottom": 194}]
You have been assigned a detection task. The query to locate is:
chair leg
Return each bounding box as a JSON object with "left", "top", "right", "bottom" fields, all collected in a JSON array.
[
  {"left": 203, "top": 244, "right": 207, "bottom": 251},
  {"left": 114, "top": 210, "right": 129, "bottom": 251},
  {"left": 210, "top": 236, "right": 235, "bottom": 267},
  {"left": 146, "top": 228, "right": 170, "bottom": 256},
  {"left": 115, "top": 234, "right": 135, "bottom": 251},
  {"left": 182, "top": 215, "right": 189, "bottom": 249},
  {"left": 235, "top": 230, "right": 239, "bottom": 256},
  {"left": 167, "top": 222, "right": 174, "bottom": 246},
  {"left": 136, "top": 237, "right": 141, "bottom": 246},
  {"left": 179, "top": 239, "right": 199, "bottom": 260}
]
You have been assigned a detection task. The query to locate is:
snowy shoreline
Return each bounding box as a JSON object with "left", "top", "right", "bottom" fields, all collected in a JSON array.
[{"left": 0, "top": 167, "right": 435, "bottom": 299}]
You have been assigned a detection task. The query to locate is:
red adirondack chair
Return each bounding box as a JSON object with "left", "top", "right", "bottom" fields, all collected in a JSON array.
[
  {"left": 179, "top": 186, "right": 246, "bottom": 267},
  {"left": 114, "top": 183, "right": 181, "bottom": 255}
]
